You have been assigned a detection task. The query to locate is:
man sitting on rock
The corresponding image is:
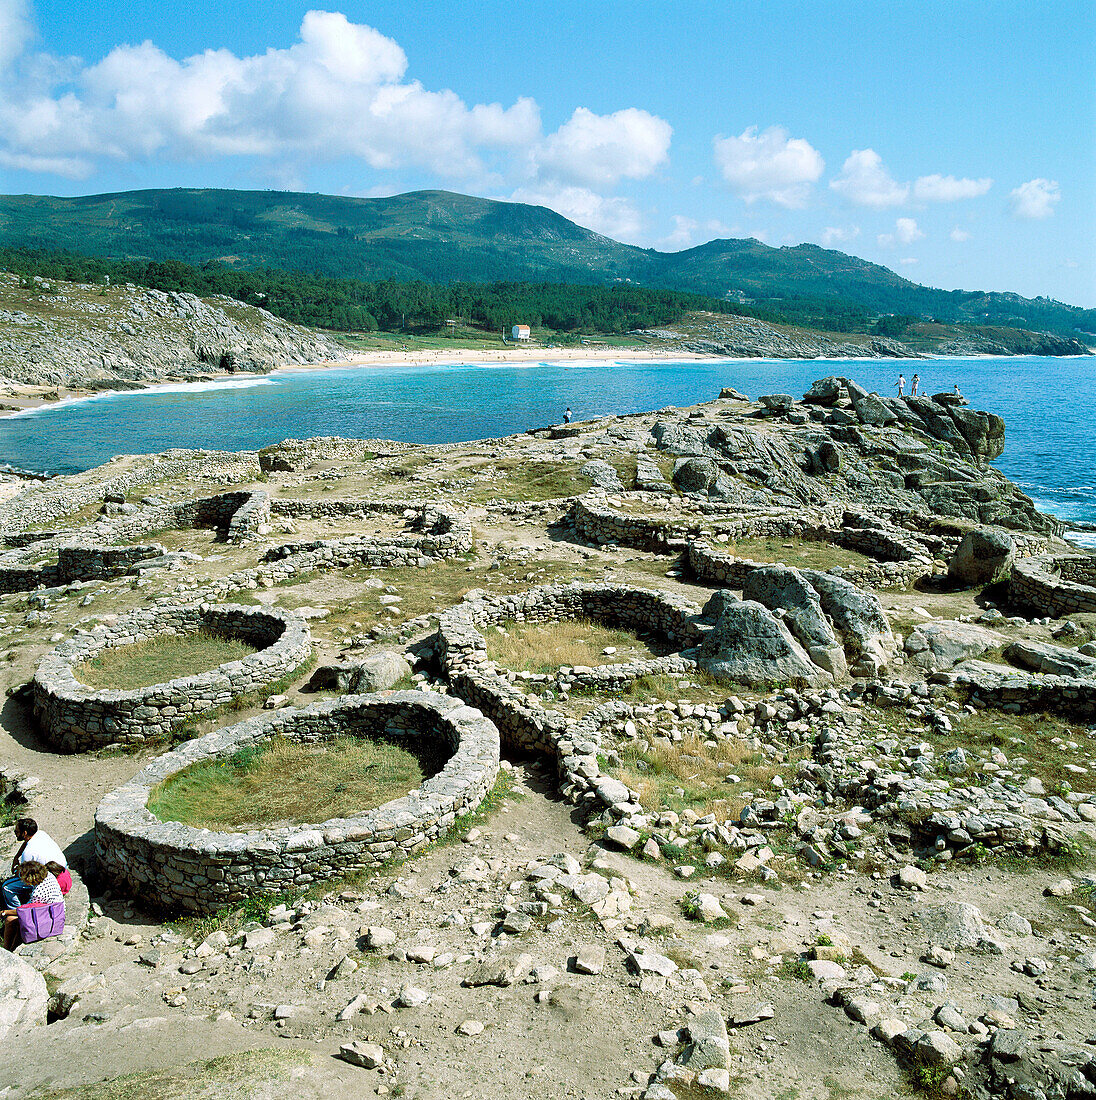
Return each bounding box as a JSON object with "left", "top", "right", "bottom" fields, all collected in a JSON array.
[{"left": 3, "top": 818, "right": 69, "bottom": 908}]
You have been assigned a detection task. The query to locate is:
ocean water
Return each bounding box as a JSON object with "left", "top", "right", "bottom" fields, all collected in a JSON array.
[{"left": 1, "top": 354, "right": 1094, "bottom": 535}]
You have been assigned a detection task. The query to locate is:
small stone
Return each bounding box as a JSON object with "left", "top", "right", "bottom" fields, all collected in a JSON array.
[
  {"left": 606, "top": 825, "right": 641, "bottom": 851},
  {"left": 1044, "top": 879, "right": 1073, "bottom": 897},
  {"left": 338, "top": 1040, "right": 386, "bottom": 1069},
  {"left": 366, "top": 927, "right": 397, "bottom": 949},
  {"left": 573, "top": 945, "right": 606, "bottom": 975},
  {"left": 456, "top": 1020, "right": 484, "bottom": 1037},
  {"left": 923, "top": 946, "right": 954, "bottom": 969},
  {"left": 500, "top": 911, "right": 532, "bottom": 935},
  {"left": 898, "top": 866, "right": 928, "bottom": 890},
  {"left": 396, "top": 984, "right": 429, "bottom": 1008}
]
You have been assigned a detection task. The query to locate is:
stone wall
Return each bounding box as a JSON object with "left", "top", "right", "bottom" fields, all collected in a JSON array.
[
  {"left": 1009, "top": 554, "right": 1096, "bottom": 617},
  {"left": 946, "top": 663, "right": 1096, "bottom": 721},
  {"left": 0, "top": 450, "right": 262, "bottom": 531},
  {"left": 106, "top": 490, "right": 271, "bottom": 544},
  {"left": 94, "top": 691, "right": 500, "bottom": 912},
  {"left": 0, "top": 543, "right": 171, "bottom": 595},
  {"left": 33, "top": 603, "right": 312, "bottom": 752},
  {"left": 571, "top": 491, "right": 934, "bottom": 588},
  {"left": 434, "top": 583, "right": 706, "bottom": 818},
  {"left": 687, "top": 540, "right": 930, "bottom": 592}
]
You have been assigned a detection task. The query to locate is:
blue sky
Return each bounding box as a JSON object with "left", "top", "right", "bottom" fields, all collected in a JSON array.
[{"left": 0, "top": 0, "right": 1092, "bottom": 306}]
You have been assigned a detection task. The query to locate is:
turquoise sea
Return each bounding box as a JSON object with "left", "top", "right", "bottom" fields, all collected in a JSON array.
[{"left": 1, "top": 354, "right": 1094, "bottom": 535}]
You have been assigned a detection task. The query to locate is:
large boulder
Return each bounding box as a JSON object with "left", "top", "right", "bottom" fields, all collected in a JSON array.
[
  {"left": 578, "top": 460, "right": 624, "bottom": 492},
  {"left": 852, "top": 393, "right": 897, "bottom": 426},
  {"left": 904, "top": 620, "right": 1004, "bottom": 671},
  {"left": 305, "top": 651, "right": 412, "bottom": 693},
  {"left": 741, "top": 565, "right": 838, "bottom": 652},
  {"left": 947, "top": 406, "right": 1005, "bottom": 463},
  {"left": 802, "top": 570, "right": 895, "bottom": 676},
  {"left": 758, "top": 393, "right": 795, "bottom": 412},
  {"left": 947, "top": 528, "right": 1015, "bottom": 587},
  {"left": 802, "top": 377, "right": 844, "bottom": 406},
  {"left": 698, "top": 595, "right": 829, "bottom": 687},
  {"left": 1005, "top": 640, "right": 1096, "bottom": 679},
  {"left": 673, "top": 456, "right": 719, "bottom": 494},
  {"left": 0, "top": 952, "right": 48, "bottom": 1040}
]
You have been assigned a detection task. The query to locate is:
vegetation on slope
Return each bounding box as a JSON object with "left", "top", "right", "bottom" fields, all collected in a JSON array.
[{"left": 1, "top": 188, "right": 1091, "bottom": 337}]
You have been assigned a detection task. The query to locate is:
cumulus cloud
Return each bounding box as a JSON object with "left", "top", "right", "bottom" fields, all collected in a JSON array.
[
  {"left": 535, "top": 107, "right": 671, "bottom": 188},
  {"left": 950, "top": 226, "right": 971, "bottom": 242},
  {"left": 657, "top": 215, "right": 698, "bottom": 250},
  {"left": 913, "top": 173, "right": 992, "bottom": 202},
  {"left": 712, "top": 125, "right": 823, "bottom": 207},
  {"left": 0, "top": 0, "right": 32, "bottom": 71},
  {"left": 830, "top": 149, "right": 909, "bottom": 208},
  {"left": 820, "top": 225, "right": 860, "bottom": 248},
  {"left": 0, "top": 9, "right": 545, "bottom": 179},
  {"left": 1010, "top": 178, "right": 1060, "bottom": 219},
  {"left": 878, "top": 217, "right": 924, "bottom": 248},
  {"left": 509, "top": 184, "right": 644, "bottom": 241}
]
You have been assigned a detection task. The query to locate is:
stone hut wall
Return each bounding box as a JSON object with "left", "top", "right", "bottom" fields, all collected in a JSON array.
[
  {"left": 0, "top": 451, "right": 261, "bottom": 531},
  {"left": 107, "top": 490, "right": 271, "bottom": 544},
  {"left": 94, "top": 691, "right": 500, "bottom": 912},
  {"left": 1009, "top": 554, "right": 1096, "bottom": 617},
  {"left": 33, "top": 603, "right": 311, "bottom": 752}
]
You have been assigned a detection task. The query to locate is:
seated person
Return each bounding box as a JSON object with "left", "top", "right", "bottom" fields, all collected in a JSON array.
[
  {"left": 2, "top": 861, "right": 62, "bottom": 950},
  {"left": 3, "top": 818, "right": 67, "bottom": 908}
]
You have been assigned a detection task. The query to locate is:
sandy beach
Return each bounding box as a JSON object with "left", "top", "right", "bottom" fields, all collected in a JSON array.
[{"left": 0, "top": 343, "right": 714, "bottom": 417}]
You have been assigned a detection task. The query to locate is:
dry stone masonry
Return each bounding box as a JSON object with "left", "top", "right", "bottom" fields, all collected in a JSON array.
[
  {"left": 94, "top": 691, "right": 500, "bottom": 912},
  {"left": 33, "top": 603, "right": 312, "bottom": 751}
]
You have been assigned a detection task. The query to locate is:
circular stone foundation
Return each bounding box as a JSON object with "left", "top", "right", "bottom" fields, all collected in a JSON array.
[
  {"left": 93, "top": 691, "right": 499, "bottom": 913},
  {"left": 33, "top": 603, "right": 312, "bottom": 753},
  {"left": 1009, "top": 553, "right": 1096, "bottom": 617}
]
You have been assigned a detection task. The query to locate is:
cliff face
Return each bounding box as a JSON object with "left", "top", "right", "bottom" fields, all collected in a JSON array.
[{"left": 0, "top": 273, "right": 338, "bottom": 388}]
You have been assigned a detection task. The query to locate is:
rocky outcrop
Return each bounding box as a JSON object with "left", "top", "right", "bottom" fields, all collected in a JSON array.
[
  {"left": 645, "top": 378, "right": 1057, "bottom": 534},
  {"left": 0, "top": 274, "right": 338, "bottom": 388}
]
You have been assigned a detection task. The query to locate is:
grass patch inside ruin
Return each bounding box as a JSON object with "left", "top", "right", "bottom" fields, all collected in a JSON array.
[
  {"left": 148, "top": 735, "right": 436, "bottom": 829},
  {"left": 75, "top": 630, "right": 259, "bottom": 691},
  {"left": 483, "top": 617, "right": 662, "bottom": 674},
  {"left": 608, "top": 733, "right": 797, "bottom": 820},
  {"left": 724, "top": 536, "right": 875, "bottom": 573}
]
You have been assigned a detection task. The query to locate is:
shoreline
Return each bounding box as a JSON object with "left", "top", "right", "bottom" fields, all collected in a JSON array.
[{"left": 1, "top": 343, "right": 1061, "bottom": 420}]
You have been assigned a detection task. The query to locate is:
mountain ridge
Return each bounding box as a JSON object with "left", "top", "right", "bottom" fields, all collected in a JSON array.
[{"left": 0, "top": 186, "right": 1091, "bottom": 337}]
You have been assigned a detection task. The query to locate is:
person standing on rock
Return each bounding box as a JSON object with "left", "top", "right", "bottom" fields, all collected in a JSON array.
[
  {"left": 564, "top": 407, "right": 572, "bottom": 424},
  {"left": 895, "top": 374, "right": 906, "bottom": 397},
  {"left": 911, "top": 373, "right": 920, "bottom": 396},
  {"left": 3, "top": 818, "right": 68, "bottom": 908}
]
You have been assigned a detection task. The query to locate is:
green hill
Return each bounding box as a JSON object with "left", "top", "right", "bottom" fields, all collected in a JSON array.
[{"left": 0, "top": 187, "right": 1091, "bottom": 336}]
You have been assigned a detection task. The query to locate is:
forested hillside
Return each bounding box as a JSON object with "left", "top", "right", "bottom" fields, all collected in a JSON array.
[{"left": 1, "top": 188, "right": 1091, "bottom": 337}]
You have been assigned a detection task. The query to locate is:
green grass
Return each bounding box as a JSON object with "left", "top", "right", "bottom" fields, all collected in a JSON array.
[
  {"left": 75, "top": 630, "right": 258, "bottom": 691},
  {"left": 148, "top": 734, "right": 437, "bottom": 830},
  {"left": 483, "top": 617, "right": 660, "bottom": 674},
  {"left": 23, "top": 1048, "right": 314, "bottom": 1100},
  {"left": 724, "top": 535, "right": 876, "bottom": 572}
]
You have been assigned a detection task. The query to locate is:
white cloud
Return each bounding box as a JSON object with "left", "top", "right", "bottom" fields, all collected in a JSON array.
[
  {"left": 0, "top": 0, "right": 32, "bottom": 71},
  {"left": 705, "top": 219, "right": 735, "bottom": 237},
  {"left": 820, "top": 225, "right": 860, "bottom": 248},
  {"left": 899, "top": 257, "right": 918, "bottom": 266},
  {"left": 657, "top": 215, "right": 698, "bottom": 251},
  {"left": 878, "top": 217, "right": 924, "bottom": 248},
  {"left": 0, "top": 9, "right": 544, "bottom": 179},
  {"left": 830, "top": 149, "right": 909, "bottom": 208},
  {"left": 712, "top": 125, "right": 824, "bottom": 208},
  {"left": 535, "top": 107, "right": 671, "bottom": 188},
  {"left": 913, "top": 173, "right": 992, "bottom": 202},
  {"left": 509, "top": 185, "right": 643, "bottom": 241},
  {"left": 950, "top": 226, "right": 971, "bottom": 242},
  {"left": 1010, "top": 178, "right": 1060, "bottom": 219}
]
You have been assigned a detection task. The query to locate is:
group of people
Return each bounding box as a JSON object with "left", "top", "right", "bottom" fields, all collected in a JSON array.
[
  {"left": 896, "top": 375, "right": 963, "bottom": 400},
  {"left": 2, "top": 818, "right": 69, "bottom": 950}
]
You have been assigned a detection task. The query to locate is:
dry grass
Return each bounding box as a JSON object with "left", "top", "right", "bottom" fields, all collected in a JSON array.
[
  {"left": 460, "top": 458, "right": 587, "bottom": 502},
  {"left": 23, "top": 1048, "right": 313, "bottom": 1100},
  {"left": 609, "top": 733, "right": 794, "bottom": 821},
  {"left": 75, "top": 630, "right": 258, "bottom": 691},
  {"left": 725, "top": 536, "right": 874, "bottom": 572},
  {"left": 148, "top": 735, "right": 437, "bottom": 829},
  {"left": 483, "top": 617, "right": 660, "bottom": 674}
]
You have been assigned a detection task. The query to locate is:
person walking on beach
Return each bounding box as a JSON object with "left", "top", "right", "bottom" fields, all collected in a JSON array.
[
  {"left": 564, "top": 407, "right": 572, "bottom": 424},
  {"left": 896, "top": 374, "right": 906, "bottom": 397},
  {"left": 911, "top": 373, "right": 920, "bottom": 397}
]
